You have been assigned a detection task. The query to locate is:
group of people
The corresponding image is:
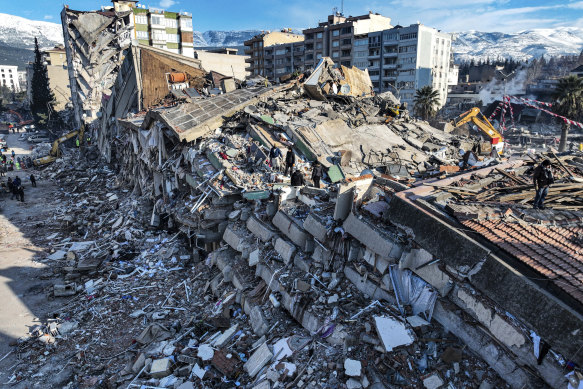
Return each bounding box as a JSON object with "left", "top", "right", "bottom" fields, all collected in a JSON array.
[{"left": 269, "top": 145, "right": 323, "bottom": 188}]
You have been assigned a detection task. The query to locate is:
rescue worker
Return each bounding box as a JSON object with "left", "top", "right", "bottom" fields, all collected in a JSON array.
[
  {"left": 533, "top": 159, "right": 554, "bottom": 210},
  {"left": 269, "top": 145, "right": 282, "bottom": 172},
  {"left": 30, "top": 173, "right": 36, "bottom": 187},
  {"left": 290, "top": 169, "right": 305, "bottom": 187},
  {"left": 311, "top": 160, "right": 323, "bottom": 188},
  {"left": 76, "top": 137, "right": 80, "bottom": 148},
  {"left": 11, "top": 176, "right": 21, "bottom": 200},
  {"left": 284, "top": 146, "right": 295, "bottom": 176}
]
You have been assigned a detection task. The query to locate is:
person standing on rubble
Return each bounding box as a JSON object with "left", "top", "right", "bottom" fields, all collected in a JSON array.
[
  {"left": 30, "top": 173, "right": 36, "bottom": 187},
  {"left": 11, "top": 176, "right": 21, "bottom": 201},
  {"left": 155, "top": 195, "right": 169, "bottom": 230},
  {"left": 284, "top": 146, "right": 295, "bottom": 176},
  {"left": 311, "top": 160, "right": 323, "bottom": 188},
  {"left": 533, "top": 159, "right": 554, "bottom": 210},
  {"left": 269, "top": 145, "right": 282, "bottom": 172},
  {"left": 291, "top": 169, "right": 305, "bottom": 187}
]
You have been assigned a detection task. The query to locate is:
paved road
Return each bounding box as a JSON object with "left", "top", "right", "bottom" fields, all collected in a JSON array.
[{"left": 0, "top": 132, "right": 60, "bottom": 382}]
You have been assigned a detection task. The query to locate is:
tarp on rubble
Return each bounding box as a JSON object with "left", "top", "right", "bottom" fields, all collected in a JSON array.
[{"left": 389, "top": 265, "right": 438, "bottom": 321}]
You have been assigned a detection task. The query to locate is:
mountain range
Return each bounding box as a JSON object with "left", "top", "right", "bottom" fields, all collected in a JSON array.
[{"left": 1, "top": 12, "right": 582, "bottom": 69}]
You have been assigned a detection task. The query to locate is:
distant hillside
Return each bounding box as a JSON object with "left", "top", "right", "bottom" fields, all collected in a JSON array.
[{"left": 0, "top": 43, "right": 33, "bottom": 69}]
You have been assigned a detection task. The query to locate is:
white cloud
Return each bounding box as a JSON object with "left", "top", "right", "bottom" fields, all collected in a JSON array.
[
  {"left": 159, "top": 0, "right": 177, "bottom": 8},
  {"left": 43, "top": 15, "right": 53, "bottom": 20}
]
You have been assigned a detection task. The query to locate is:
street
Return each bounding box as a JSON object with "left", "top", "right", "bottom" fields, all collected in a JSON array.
[{"left": 0, "top": 132, "right": 61, "bottom": 385}]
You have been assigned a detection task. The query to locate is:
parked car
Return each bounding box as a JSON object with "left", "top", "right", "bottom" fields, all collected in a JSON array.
[
  {"left": 27, "top": 133, "right": 49, "bottom": 142},
  {"left": 29, "top": 136, "right": 51, "bottom": 144},
  {"left": 0, "top": 138, "right": 7, "bottom": 148}
]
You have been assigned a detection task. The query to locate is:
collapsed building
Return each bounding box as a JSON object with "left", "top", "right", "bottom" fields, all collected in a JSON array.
[{"left": 19, "top": 25, "right": 583, "bottom": 387}]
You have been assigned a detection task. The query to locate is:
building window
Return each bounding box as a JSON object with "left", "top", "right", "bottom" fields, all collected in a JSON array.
[
  {"left": 165, "top": 18, "right": 177, "bottom": 28},
  {"left": 167, "top": 33, "right": 179, "bottom": 43},
  {"left": 316, "top": 42, "right": 322, "bottom": 49},
  {"left": 354, "top": 39, "right": 367, "bottom": 46},
  {"left": 369, "top": 70, "right": 380, "bottom": 76},
  {"left": 153, "top": 30, "right": 166, "bottom": 41},
  {"left": 341, "top": 27, "right": 351, "bottom": 34},
  {"left": 342, "top": 38, "right": 351, "bottom": 45},
  {"left": 316, "top": 53, "right": 322, "bottom": 59},
  {"left": 341, "top": 49, "right": 351, "bottom": 57},
  {"left": 332, "top": 29, "right": 340, "bottom": 37},
  {"left": 180, "top": 18, "right": 192, "bottom": 29},
  {"left": 383, "top": 32, "right": 398, "bottom": 41},
  {"left": 275, "top": 49, "right": 286, "bottom": 55},
  {"left": 356, "top": 51, "right": 366, "bottom": 57},
  {"left": 151, "top": 15, "right": 164, "bottom": 25},
  {"left": 400, "top": 33, "right": 417, "bottom": 40},
  {"left": 316, "top": 32, "right": 323, "bottom": 39},
  {"left": 332, "top": 40, "right": 339, "bottom": 47},
  {"left": 305, "top": 33, "right": 314, "bottom": 39},
  {"left": 136, "top": 30, "right": 149, "bottom": 40},
  {"left": 276, "top": 68, "right": 285, "bottom": 74},
  {"left": 332, "top": 51, "right": 339, "bottom": 58},
  {"left": 135, "top": 15, "right": 147, "bottom": 24}
]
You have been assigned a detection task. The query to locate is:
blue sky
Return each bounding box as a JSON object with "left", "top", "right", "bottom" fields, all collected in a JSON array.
[{"left": 5, "top": 0, "right": 583, "bottom": 33}]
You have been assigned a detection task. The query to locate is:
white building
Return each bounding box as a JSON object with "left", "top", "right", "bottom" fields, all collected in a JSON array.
[
  {"left": 367, "top": 24, "right": 452, "bottom": 107},
  {"left": 0, "top": 65, "right": 21, "bottom": 93}
]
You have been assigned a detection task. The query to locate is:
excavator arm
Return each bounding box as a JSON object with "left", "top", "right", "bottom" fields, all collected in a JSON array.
[
  {"left": 451, "top": 107, "right": 505, "bottom": 155},
  {"left": 33, "top": 123, "right": 84, "bottom": 166}
]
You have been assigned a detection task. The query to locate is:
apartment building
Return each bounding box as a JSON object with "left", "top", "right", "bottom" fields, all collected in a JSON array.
[
  {"left": 303, "top": 13, "right": 392, "bottom": 69},
  {"left": 263, "top": 41, "right": 305, "bottom": 81},
  {"left": 0, "top": 65, "right": 20, "bottom": 93},
  {"left": 367, "top": 23, "right": 452, "bottom": 107},
  {"left": 42, "top": 46, "right": 72, "bottom": 111},
  {"left": 133, "top": 5, "right": 194, "bottom": 57},
  {"left": 244, "top": 31, "right": 304, "bottom": 76}
]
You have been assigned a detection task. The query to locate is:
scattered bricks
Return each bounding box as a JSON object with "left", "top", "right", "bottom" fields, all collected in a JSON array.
[
  {"left": 247, "top": 216, "right": 277, "bottom": 242},
  {"left": 249, "top": 249, "right": 260, "bottom": 267},
  {"left": 303, "top": 214, "right": 328, "bottom": 242},
  {"left": 294, "top": 279, "right": 311, "bottom": 292},
  {"left": 344, "top": 359, "right": 362, "bottom": 377},
  {"left": 272, "top": 211, "right": 308, "bottom": 248},
  {"left": 53, "top": 283, "right": 77, "bottom": 297},
  {"left": 212, "top": 349, "right": 240, "bottom": 377},
  {"left": 176, "top": 365, "right": 192, "bottom": 377},
  {"left": 244, "top": 342, "right": 273, "bottom": 377},
  {"left": 177, "top": 355, "right": 197, "bottom": 364},
  {"left": 439, "top": 165, "right": 460, "bottom": 173},
  {"left": 250, "top": 305, "right": 269, "bottom": 336},
  {"left": 212, "top": 324, "right": 239, "bottom": 348},
  {"left": 150, "top": 357, "right": 172, "bottom": 378},
  {"left": 274, "top": 237, "right": 296, "bottom": 264}
]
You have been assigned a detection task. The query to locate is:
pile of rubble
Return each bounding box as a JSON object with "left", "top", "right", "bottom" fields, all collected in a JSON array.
[
  {"left": 8, "top": 59, "right": 579, "bottom": 389},
  {"left": 7, "top": 150, "right": 508, "bottom": 389}
]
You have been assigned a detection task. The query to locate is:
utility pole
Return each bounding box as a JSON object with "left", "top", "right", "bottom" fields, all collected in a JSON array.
[{"left": 495, "top": 66, "right": 515, "bottom": 132}]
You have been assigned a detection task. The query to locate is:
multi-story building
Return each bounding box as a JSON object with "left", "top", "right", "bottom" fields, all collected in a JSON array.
[
  {"left": 303, "top": 13, "right": 392, "bottom": 70},
  {"left": 42, "top": 46, "right": 72, "bottom": 111},
  {"left": 367, "top": 23, "right": 452, "bottom": 107},
  {"left": 244, "top": 31, "right": 304, "bottom": 76},
  {"left": 263, "top": 41, "right": 305, "bottom": 81},
  {"left": 132, "top": 5, "right": 194, "bottom": 57},
  {"left": 0, "top": 65, "right": 21, "bottom": 93},
  {"left": 194, "top": 48, "right": 250, "bottom": 80}
]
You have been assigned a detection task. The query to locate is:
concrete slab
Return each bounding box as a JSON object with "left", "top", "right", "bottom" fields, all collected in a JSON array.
[
  {"left": 374, "top": 316, "right": 415, "bottom": 352},
  {"left": 244, "top": 342, "right": 273, "bottom": 377}
]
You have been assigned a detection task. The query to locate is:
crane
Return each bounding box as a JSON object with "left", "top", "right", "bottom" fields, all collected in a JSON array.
[{"left": 451, "top": 107, "right": 505, "bottom": 155}]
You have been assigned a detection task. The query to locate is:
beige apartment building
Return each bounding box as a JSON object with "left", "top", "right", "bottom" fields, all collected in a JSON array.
[{"left": 244, "top": 31, "right": 304, "bottom": 76}]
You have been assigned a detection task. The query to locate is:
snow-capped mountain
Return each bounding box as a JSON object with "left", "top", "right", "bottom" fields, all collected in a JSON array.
[
  {"left": 193, "top": 30, "right": 262, "bottom": 47},
  {"left": 0, "top": 13, "right": 63, "bottom": 49},
  {"left": 453, "top": 27, "right": 583, "bottom": 62}
]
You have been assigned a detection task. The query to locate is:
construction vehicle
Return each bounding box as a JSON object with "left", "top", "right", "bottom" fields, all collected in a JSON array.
[
  {"left": 32, "top": 124, "right": 85, "bottom": 166},
  {"left": 451, "top": 107, "right": 505, "bottom": 155},
  {"left": 7, "top": 110, "right": 34, "bottom": 127}
]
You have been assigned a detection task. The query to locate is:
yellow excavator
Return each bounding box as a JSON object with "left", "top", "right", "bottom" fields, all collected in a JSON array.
[
  {"left": 451, "top": 107, "right": 505, "bottom": 156},
  {"left": 33, "top": 124, "right": 85, "bottom": 166}
]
